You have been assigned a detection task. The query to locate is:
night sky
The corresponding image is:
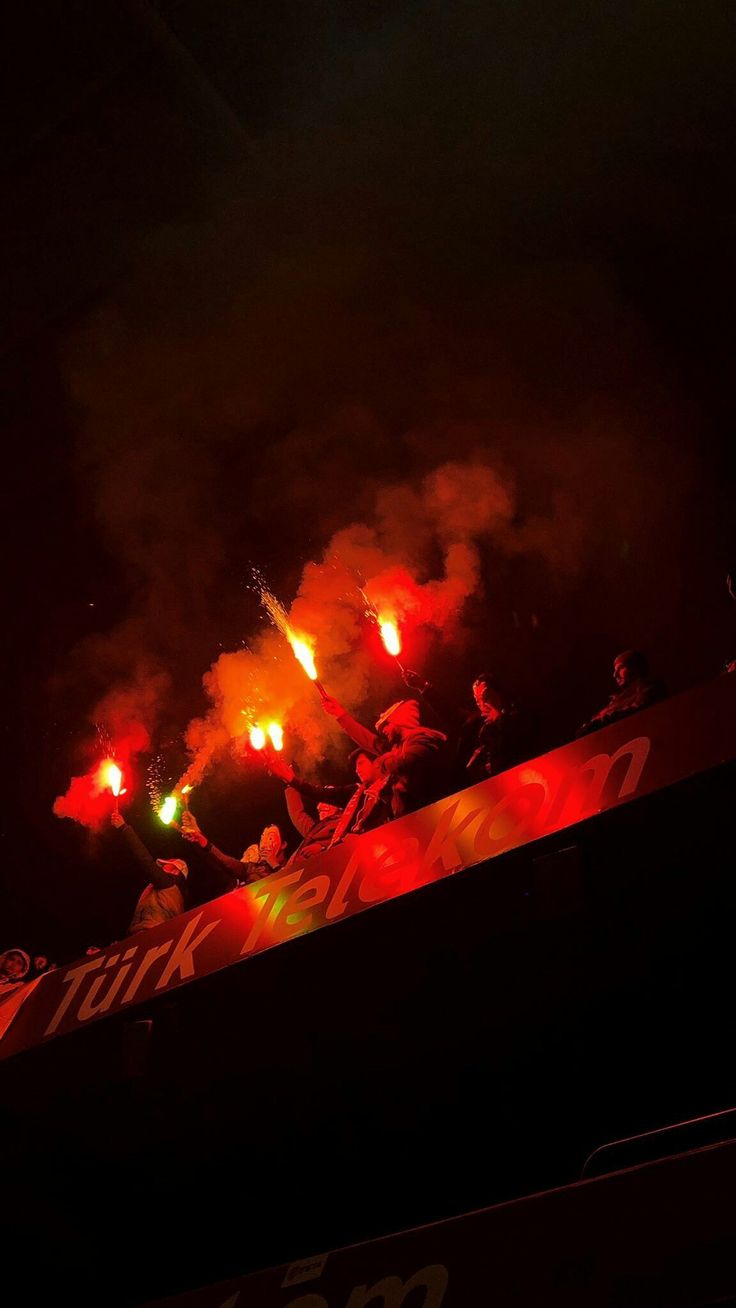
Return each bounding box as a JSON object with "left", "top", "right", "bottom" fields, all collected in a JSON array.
[{"left": 3, "top": 0, "right": 735, "bottom": 961}]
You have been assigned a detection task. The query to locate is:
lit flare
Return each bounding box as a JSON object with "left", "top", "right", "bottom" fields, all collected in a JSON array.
[
  {"left": 291, "top": 637, "right": 318, "bottom": 682},
  {"left": 101, "top": 760, "right": 123, "bottom": 796},
  {"left": 259, "top": 582, "right": 325, "bottom": 694},
  {"left": 250, "top": 726, "right": 267, "bottom": 751},
  {"left": 267, "top": 722, "right": 284, "bottom": 751},
  {"left": 158, "top": 795, "right": 178, "bottom": 826},
  {"left": 379, "top": 618, "right": 402, "bottom": 657}
]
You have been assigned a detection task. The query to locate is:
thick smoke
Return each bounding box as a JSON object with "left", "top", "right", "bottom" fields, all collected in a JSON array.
[
  {"left": 50, "top": 36, "right": 699, "bottom": 823},
  {"left": 177, "top": 459, "right": 515, "bottom": 786},
  {"left": 53, "top": 719, "right": 149, "bottom": 830}
]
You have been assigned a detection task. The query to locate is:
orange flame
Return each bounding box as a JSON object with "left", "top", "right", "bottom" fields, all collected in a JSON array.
[
  {"left": 290, "top": 636, "right": 318, "bottom": 681},
  {"left": 379, "top": 618, "right": 402, "bottom": 657},
  {"left": 259, "top": 585, "right": 320, "bottom": 682},
  {"left": 101, "top": 760, "right": 123, "bottom": 796},
  {"left": 250, "top": 726, "right": 266, "bottom": 751},
  {"left": 267, "top": 722, "right": 284, "bottom": 751}
]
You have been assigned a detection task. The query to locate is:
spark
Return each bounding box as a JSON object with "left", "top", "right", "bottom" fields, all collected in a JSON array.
[{"left": 258, "top": 580, "right": 321, "bottom": 684}]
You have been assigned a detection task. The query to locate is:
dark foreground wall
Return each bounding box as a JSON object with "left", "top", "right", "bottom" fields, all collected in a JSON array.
[
  {"left": 141, "top": 1137, "right": 736, "bottom": 1308},
  {"left": 2, "top": 751, "right": 736, "bottom": 1304}
]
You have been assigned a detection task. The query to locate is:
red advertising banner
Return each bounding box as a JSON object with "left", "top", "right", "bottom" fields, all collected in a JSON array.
[{"left": 2, "top": 675, "right": 735, "bottom": 1061}]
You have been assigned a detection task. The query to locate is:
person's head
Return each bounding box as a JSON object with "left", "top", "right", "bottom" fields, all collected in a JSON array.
[
  {"left": 472, "top": 675, "right": 506, "bottom": 720},
  {"left": 317, "top": 802, "right": 341, "bottom": 821},
  {"left": 33, "top": 955, "right": 49, "bottom": 974},
  {"left": 1, "top": 949, "right": 30, "bottom": 981},
  {"left": 155, "top": 857, "right": 188, "bottom": 880},
  {"left": 613, "top": 650, "right": 648, "bottom": 688},
  {"left": 351, "top": 749, "right": 378, "bottom": 783},
  {"left": 374, "top": 699, "right": 421, "bottom": 744},
  {"left": 259, "top": 824, "right": 285, "bottom": 864}
]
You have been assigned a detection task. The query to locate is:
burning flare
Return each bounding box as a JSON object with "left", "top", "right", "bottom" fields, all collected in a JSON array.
[
  {"left": 267, "top": 722, "right": 284, "bottom": 751},
  {"left": 250, "top": 725, "right": 267, "bottom": 751},
  {"left": 379, "top": 618, "right": 402, "bottom": 657},
  {"left": 291, "top": 638, "right": 318, "bottom": 681},
  {"left": 158, "top": 795, "right": 178, "bottom": 826},
  {"left": 259, "top": 583, "right": 321, "bottom": 683},
  {"left": 101, "top": 760, "right": 123, "bottom": 796}
]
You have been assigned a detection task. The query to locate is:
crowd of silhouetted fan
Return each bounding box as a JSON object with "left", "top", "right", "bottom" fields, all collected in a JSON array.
[{"left": 3, "top": 594, "right": 736, "bottom": 991}]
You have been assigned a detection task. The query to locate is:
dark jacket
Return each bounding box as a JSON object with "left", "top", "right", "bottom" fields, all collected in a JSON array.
[
  {"left": 577, "top": 677, "right": 667, "bottom": 737},
  {"left": 377, "top": 726, "right": 449, "bottom": 817},
  {"left": 287, "top": 776, "right": 390, "bottom": 840},
  {"left": 201, "top": 841, "right": 286, "bottom": 893},
  {"left": 334, "top": 710, "right": 448, "bottom": 818},
  {"left": 456, "top": 707, "right": 534, "bottom": 784},
  {"left": 118, "top": 823, "right": 189, "bottom": 934},
  {"left": 284, "top": 786, "right": 341, "bottom": 864}
]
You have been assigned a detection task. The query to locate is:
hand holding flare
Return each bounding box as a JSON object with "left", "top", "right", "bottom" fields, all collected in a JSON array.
[{"left": 101, "top": 760, "right": 125, "bottom": 815}]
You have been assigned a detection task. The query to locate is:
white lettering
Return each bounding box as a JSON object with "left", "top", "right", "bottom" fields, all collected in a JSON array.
[
  {"left": 44, "top": 956, "right": 105, "bottom": 1035},
  {"left": 345, "top": 1264, "right": 448, "bottom": 1308},
  {"left": 156, "top": 913, "right": 220, "bottom": 988}
]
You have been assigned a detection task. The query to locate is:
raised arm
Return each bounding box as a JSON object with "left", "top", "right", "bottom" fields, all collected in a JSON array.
[
  {"left": 290, "top": 777, "right": 355, "bottom": 806},
  {"left": 321, "top": 694, "right": 379, "bottom": 753},
  {"left": 111, "top": 813, "right": 170, "bottom": 888},
  {"left": 268, "top": 753, "right": 354, "bottom": 825},
  {"left": 285, "top": 785, "right": 315, "bottom": 838},
  {"left": 179, "top": 811, "right": 243, "bottom": 889}
]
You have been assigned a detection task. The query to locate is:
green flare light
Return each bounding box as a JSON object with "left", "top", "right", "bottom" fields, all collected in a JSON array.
[{"left": 159, "top": 795, "right": 178, "bottom": 825}]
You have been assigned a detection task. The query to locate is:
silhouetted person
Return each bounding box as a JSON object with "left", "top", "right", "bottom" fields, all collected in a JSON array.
[
  {"left": 0, "top": 948, "right": 31, "bottom": 995},
  {"left": 32, "top": 955, "right": 56, "bottom": 977},
  {"left": 181, "top": 817, "right": 288, "bottom": 891},
  {"left": 577, "top": 649, "right": 666, "bottom": 737},
  {"left": 269, "top": 748, "right": 389, "bottom": 850},
  {"left": 282, "top": 793, "right": 341, "bottom": 863},
  {"left": 457, "top": 673, "right": 535, "bottom": 783},
  {"left": 320, "top": 695, "right": 448, "bottom": 818},
  {"left": 111, "top": 811, "right": 190, "bottom": 934}
]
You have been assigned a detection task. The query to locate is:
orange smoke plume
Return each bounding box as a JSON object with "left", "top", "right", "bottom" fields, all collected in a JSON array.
[{"left": 178, "top": 460, "right": 516, "bottom": 784}]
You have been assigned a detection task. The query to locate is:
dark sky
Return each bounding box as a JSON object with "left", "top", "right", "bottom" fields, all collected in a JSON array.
[{"left": 2, "top": 0, "right": 735, "bottom": 959}]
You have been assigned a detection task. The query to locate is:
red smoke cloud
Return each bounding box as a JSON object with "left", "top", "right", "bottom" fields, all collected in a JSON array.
[
  {"left": 53, "top": 721, "right": 150, "bottom": 830},
  {"left": 177, "top": 459, "right": 516, "bottom": 786}
]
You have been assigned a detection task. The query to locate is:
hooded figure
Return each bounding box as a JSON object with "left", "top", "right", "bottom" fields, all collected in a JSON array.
[
  {"left": 0, "top": 948, "right": 31, "bottom": 992},
  {"left": 321, "top": 695, "right": 448, "bottom": 819},
  {"left": 456, "top": 674, "right": 535, "bottom": 783}
]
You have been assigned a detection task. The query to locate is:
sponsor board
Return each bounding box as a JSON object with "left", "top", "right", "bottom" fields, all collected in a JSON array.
[{"left": 2, "top": 675, "right": 734, "bottom": 1060}]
